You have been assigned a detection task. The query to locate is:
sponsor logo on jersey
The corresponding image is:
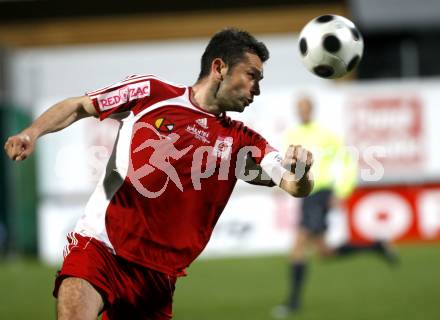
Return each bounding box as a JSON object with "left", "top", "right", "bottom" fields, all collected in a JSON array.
[
  {"left": 213, "top": 136, "right": 233, "bottom": 159},
  {"left": 186, "top": 124, "right": 210, "bottom": 143},
  {"left": 154, "top": 118, "right": 174, "bottom": 133},
  {"left": 195, "top": 118, "right": 208, "bottom": 129},
  {"left": 98, "top": 81, "right": 151, "bottom": 111}
]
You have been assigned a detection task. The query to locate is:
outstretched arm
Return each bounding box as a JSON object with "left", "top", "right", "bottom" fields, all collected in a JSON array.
[{"left": 4, "top": 95, "right": 97, "bottom": 161}]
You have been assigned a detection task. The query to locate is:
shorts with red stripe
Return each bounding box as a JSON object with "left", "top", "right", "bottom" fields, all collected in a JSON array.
[{"left": 53, "top": 233, "right": 176, "bottom": 319}]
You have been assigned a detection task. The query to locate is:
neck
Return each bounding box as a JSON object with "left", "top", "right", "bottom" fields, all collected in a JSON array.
[{"left": 191, "top": 79, "right": 223, "bottom": 115}]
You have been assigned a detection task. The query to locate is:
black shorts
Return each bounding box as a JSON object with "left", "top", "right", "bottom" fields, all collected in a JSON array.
[{"left": 300, "top": 189, "right": 333, "bottom": 235}]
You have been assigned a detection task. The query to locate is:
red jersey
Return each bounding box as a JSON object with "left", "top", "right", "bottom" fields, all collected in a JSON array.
[{"left": 75, "top": 75, "right": 277, "bottom": 276}]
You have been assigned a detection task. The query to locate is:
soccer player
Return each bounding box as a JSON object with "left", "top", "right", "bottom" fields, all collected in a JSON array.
[
  {"left": 272, "top": 95, "right": 398, "bottom": 318},
  {"left": 4, "top": 28, "right": 314, "bottom": 320}
]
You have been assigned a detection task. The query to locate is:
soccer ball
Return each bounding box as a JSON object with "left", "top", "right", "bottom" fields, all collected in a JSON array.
[{"left": 298, "top": 14, "right": 364, "bottom": 79}]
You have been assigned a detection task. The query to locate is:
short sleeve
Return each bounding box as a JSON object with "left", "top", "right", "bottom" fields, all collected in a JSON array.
[
  {"left": 236, "top": 123, "right": 287, "bottom": 186},
  {"left": 237, "top": 124, "right": 277, "bottom": 164},
  {"left": 86, "top": 75, "right": 154, "bottom": 120}
]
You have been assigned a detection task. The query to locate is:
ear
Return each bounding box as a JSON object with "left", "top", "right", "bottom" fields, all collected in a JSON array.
[{"left": 211, "top": 58, "right": 227, "bottom": 81}]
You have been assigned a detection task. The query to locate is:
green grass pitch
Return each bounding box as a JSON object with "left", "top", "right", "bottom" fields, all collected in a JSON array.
[{"left": 0, "top": 245, "right": 439, "bottom": 319}]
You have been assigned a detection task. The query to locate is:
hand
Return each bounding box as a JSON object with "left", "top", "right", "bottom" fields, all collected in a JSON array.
[
  {"left": 4, "top": 133, "right": 35, "bottom": 161},
  {"left": 282, "top": 145, "right": 313, "bottom": 179}
]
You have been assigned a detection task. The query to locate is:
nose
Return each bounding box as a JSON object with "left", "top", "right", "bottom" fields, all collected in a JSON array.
[{"left": 251, "top": 82, "right": 260, "bottom": 96}]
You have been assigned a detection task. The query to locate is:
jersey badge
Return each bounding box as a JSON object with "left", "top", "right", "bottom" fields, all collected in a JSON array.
[
  {"left": 154, "top": 118, "right": 174, "bottom": 133},
  {"left": 213, "top": 136, "right": 233, "bottom": 159}
]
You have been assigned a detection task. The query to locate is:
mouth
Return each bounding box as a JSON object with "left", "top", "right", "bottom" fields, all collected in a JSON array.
[{"left": 244, "top": 98, "right": 253, "bottom": 106}]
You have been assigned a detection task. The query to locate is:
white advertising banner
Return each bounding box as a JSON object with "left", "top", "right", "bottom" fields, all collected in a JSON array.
[
  {"left": 13, "top": 38, "right": 440, "bottom": 264},
  {"left": 35, "top": 79, "right": 440, "bottom": 264}
]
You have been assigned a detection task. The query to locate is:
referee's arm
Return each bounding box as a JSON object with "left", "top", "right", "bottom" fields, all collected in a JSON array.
[{"left": 4, "top": 95, "right": 97, "bottom": 161}]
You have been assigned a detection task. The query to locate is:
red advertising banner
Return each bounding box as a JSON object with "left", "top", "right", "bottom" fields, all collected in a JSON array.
[
  {"left": 346, "top": 184, "right": 440, "bottom": 243},
  {"left": 346, "top": 95, "right": 425, "bottom": 174}
]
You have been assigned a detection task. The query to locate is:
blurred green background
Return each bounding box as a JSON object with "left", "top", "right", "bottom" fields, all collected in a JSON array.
[{"left": 1, "top": 245, "right": 439, "bottom": 320}]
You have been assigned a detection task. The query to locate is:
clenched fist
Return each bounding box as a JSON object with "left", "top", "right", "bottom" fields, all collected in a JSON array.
[
  {"left": 282, "top": 144, "right": 313, "bottom": 179},
  {"left": 4, "top": 133, "right": 35, "bottom": 161}
]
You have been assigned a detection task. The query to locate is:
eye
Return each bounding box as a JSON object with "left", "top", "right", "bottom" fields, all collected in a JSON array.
[{"left": 247, "top": 72, "right": 256, "bottom": 79}]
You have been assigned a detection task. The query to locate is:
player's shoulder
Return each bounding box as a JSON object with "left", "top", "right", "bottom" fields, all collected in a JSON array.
[
  {"left": 226, "top": 116, "right": 264, "bottom": 139},
  {"left": 123, "top": 74, "right": 186, "bottom": 89},
  {"left": 225, "top": 116, "right": 245, "bottom": 131}
]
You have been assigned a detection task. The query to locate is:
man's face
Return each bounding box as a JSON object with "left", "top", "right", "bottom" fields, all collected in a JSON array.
[
  {"left": 296, "top": 97, "right": 314, "bottom": 124},
  {"left": 216, "top": 52, "right": 263, "bottom": 112}
]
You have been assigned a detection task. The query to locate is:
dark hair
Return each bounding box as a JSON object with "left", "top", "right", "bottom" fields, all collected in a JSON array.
[{"left": 197, "top": 28, "right": 270, "bottom": 80}]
